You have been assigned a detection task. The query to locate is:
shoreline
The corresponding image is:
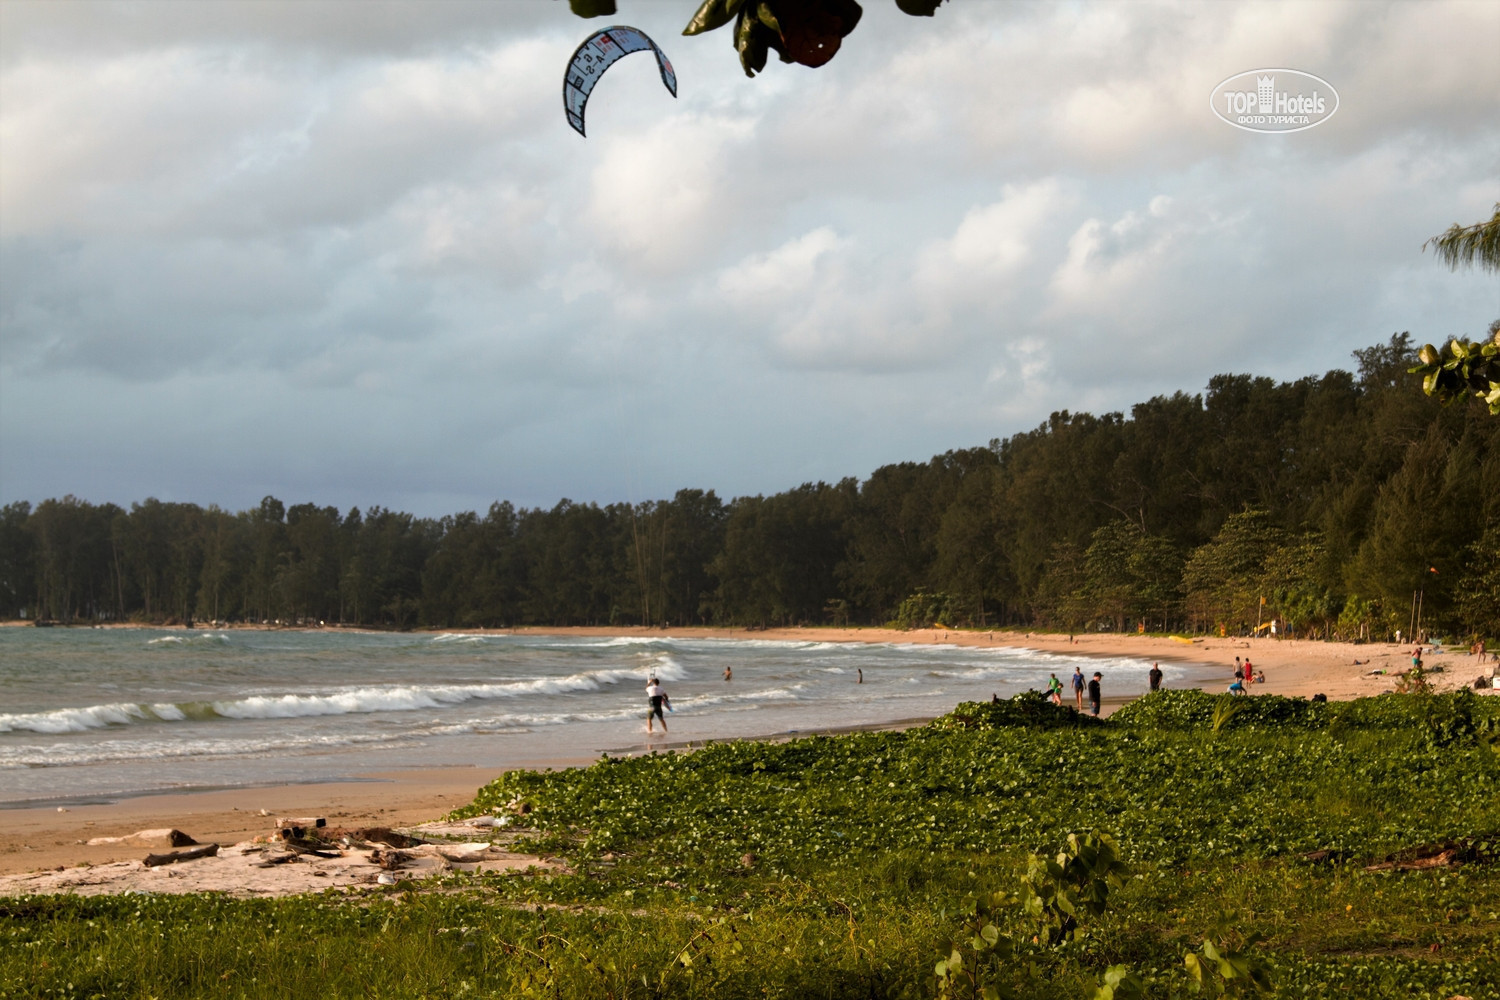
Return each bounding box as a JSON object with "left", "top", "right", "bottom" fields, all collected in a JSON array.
[{"left": 4, "top": 625, "right": 1492, "bottom": 879}]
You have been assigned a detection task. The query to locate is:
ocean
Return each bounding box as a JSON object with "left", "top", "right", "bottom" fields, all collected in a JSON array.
[{"left": 0, "top": 628, "right": 1191, "bottom": 808}]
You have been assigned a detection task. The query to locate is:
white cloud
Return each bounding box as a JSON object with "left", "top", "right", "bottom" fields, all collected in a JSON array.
[
  {"left": 914, "top": 180, "right": 1072, "bottom": 304},
  {"left": 585, "top": 113, "right": 755, "bottom": 275},
  {"left": 718, "top": 226, "right": 846, "bottom": 302},
  {"left": 1050, "top": 195, "right": 1186, "bottom": 309}
]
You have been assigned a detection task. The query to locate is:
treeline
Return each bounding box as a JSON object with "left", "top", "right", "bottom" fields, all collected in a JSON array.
[{"left": 2, "top": 336, "right": 1497, "bottom": 639}]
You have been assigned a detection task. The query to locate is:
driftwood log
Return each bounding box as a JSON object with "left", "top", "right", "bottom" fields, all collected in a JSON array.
[
  {"left": 370, "top": 848, "right": 411, "bottom": 871},
  {"left": 254, "top": 852, "right": 299, "bottom": 868},
  {"left": 1366, "top": 848, "right": 1461, "bottom": 872},
  {"left": 279, "top": 837, "right": 340, "bottom": 858},
  {"left": 87, "top": 828, "right": 198, "bottom": 848},
  {"left": 347, "top": 827, "right": 425, "bottom": 849},
  {"left": 143, "top": 844, "right": 219, "bottom": 868},
  {"left": 276, "top": 816, "right": 326, "bottom": 830}
]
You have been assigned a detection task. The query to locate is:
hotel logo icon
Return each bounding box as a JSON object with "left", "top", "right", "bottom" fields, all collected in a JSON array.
[
  {"left": 1257, "top": 76, "right": 1275, "bottom": 112},
  {"left": 1210, "top": 68, "right": 1338, "bottom": 133}
]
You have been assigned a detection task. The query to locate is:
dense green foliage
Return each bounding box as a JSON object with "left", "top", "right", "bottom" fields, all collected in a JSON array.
[
  {"left": 3, "top": 338, "right": 1497, "bottom": 637},
  {"left": 7, "top": 691, "right": 1498, "bottom": 998}
]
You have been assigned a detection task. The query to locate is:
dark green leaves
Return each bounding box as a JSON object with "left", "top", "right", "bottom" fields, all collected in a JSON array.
[
  {"left": 1185, "top": 932, "right": 1275, "bottom": 996},
  {"left": 683, "top": 0, "right": 744, "bottom": 35},
  {"left": 735, "top": 5, "right": 771, "bottom": 76},
  {"left": 895, "top": 0, "right": 945, "bottom": 14},
  {"left": 1092, "top": 965, "right": 1147, "bottom": 1000},
  {"left": 679, "top": 0, "right": 868, "bottom": 77},
  {"left": 566, "top": 0, "right": 617, "bottom": 18},
  {"left": 1408, "top": 331, "right": 1500, "bottom": 414},
  {"left": 1020, "top": 831, "right": 1130, "bottom": 944}
]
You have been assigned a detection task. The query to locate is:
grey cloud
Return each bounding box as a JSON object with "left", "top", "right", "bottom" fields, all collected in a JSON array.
[{"left": 0, "top": 1, "right": 559, "bottom": 63}]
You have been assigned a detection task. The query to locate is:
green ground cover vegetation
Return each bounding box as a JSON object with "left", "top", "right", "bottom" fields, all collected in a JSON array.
[{"left": 6, "top": 689, "right": 1499, "bottom": 999}]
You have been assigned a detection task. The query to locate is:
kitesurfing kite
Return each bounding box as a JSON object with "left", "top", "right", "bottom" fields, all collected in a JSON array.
[{"left": 563, "top": 26, "right": 677, "bottom": 137}]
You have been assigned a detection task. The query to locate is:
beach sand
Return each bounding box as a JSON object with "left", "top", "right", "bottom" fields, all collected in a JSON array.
[{"left": 4, "top": 626, "right": 1493, "bottom": 880}]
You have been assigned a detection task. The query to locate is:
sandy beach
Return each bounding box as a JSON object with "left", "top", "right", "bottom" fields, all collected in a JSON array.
[{"left": 3, "top": 625, "right": 1493, "bottom": 880}]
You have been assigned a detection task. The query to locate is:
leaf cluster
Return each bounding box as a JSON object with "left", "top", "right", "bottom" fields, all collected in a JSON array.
[
  {"left": 567, "top": 0, "right": 946, "bottom": 77},
  {"left": 1183, "top": 934, "right": 1273, "bottom": 996},
  {"left": 1409, "top": 331, "right": 1500, "bottom": 414},
  {"left": 1021, "top": 831, "right": 1132, "bottom": 945},
  {"left": 930, "top": 691, "right": 1104, "bottom": 733}
]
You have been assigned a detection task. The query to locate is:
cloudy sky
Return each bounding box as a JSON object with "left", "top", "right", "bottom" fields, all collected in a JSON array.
[{"left": 2, "top": 1, "right": 1497, "bottom": 517}]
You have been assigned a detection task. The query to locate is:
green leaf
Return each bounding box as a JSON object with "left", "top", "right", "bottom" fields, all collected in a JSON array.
[
  {"left": 683, "top": 0, "right": 742, "bottom": 36},
  {"left": 568, "top": 0, "right": 617, "bottom": 18},
  {"left": 756, "top": 1, "right": 781, "bottom": 33},
  {"left": 736, "top": 9, "right": 770, "bottom": 76}
]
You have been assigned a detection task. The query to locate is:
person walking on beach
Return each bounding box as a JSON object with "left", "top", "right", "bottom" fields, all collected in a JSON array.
[
  {"left": 646, "top": 676, "right": 670, "bottom": 734},
  {"left": 1072, "top": 667, "right": 1086, "bottom": 710},
  {"left": 1087, "top": 672, "right": 1102, "bottom": 716},
  {"left": 1047, "top": 672, "right": 1064, "bottom": 706},
  {"left": 1148, "top": 662, "right": 1163, "bottom": 692}
]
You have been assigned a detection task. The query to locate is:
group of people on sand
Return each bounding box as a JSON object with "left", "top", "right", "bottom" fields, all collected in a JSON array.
[
  {"left": 1042, "top": 666, "right": 1106, "bottom": 716},
  {"left": 1228, "top": 655, "right": 1265, "bottom": 695}
]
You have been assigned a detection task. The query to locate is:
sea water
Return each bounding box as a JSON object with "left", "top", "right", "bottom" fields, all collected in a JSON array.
[{"left": 0, "top": 628, "right": 1196, "bottom": 807}]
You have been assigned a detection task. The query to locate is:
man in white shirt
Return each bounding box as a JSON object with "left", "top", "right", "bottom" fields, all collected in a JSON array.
[{"left": 646, "top": 677, "right": 670, "bottom": 734}]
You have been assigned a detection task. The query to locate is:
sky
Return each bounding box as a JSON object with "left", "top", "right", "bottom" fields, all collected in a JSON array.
[{"left": 2, "top": 0, "right": 1497, "bottom": 518}]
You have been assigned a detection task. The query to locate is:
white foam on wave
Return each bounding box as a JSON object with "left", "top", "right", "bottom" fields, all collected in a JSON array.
[
  {"left": 0, "top": 703, "right": 150, "bottom": 734},
  {"left": 923, "top": 663, "right": 1032, "bottom": 680},
  {"left": 0, "top": 727, "right": 427, "bottom": 769},
  {"left": 212, "top": 661, "right": 686, "bottom": 721},
  {"left": 431, "top": 633, "right": 489, "bottom": 645},
  {"left": 146, "top": 632, "right": 230, "bottom": 646},
  {"left": 0, "top": 702, "right": 206, "bottom": 734},
  {"left": 670, "top": 685, "right": 803, "bottom": 711},
  {"left": 644, "top": 653, "right": 689, "bottom": 680},
  {"left": 737, "top": 685, "right": 802, "bottom": 701},
  {"left": 575, "top": 636, "right": 669, "bottom": 649},
  {"left": 2, "top": 657, "right": 691, "bottom": 733}
]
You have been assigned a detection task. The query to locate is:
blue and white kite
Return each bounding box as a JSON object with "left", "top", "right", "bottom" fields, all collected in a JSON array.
[{"left": 563, "top": 26, "right": 677, "bottom": 137}]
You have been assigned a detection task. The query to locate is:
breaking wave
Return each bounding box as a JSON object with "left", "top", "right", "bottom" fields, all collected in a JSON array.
[{"left": 0, "top": 660, "right": 689, "bottom": 734}]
